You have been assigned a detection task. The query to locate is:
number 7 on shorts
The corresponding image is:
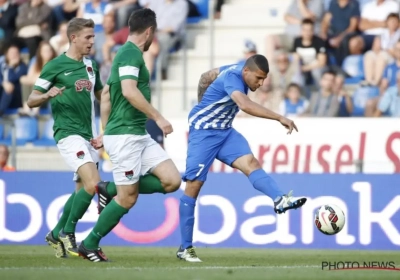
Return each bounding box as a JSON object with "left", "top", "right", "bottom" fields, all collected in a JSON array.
[{"left": 196, "top": 164, "right": 205, "bottom": 177}]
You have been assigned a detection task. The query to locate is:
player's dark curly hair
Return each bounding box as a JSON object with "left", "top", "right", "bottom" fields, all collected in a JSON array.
[
  {"left": 245, "top": 54, "right": 269, "bottom": 74},
  {"left": 128, "top": 8, "right": 157, "bottom": 34}
]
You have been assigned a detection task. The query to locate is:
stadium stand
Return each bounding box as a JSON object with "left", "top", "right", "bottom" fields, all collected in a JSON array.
[{"left": 1, "top": 0, "right": 400, "bottom": 171}]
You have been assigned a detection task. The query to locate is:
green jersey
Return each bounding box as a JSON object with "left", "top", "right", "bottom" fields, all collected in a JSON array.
[
  {"left": 105, "top": 41, "right": 151, "bottom": 136},
  {"left": 33, "top": 54, "right": 103, "bottom": 143}
]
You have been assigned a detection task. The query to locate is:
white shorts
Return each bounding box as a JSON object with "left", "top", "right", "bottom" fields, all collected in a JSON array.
[
  {"left": 57, "top": 135, "right": 100, "bottom": 182},
  {"left": 103, "top": 134, "right": 169, "bottom": 185}
]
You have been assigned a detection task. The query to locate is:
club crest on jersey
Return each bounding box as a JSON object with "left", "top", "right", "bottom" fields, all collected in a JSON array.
[
  {"left": 76, "top": 151, "right": 85, "bottom": 159},
  {"left": 75, "top": 79, "right": 93, "bottom": 92},
  {"left": 87, "top": 66, "right": 94, "bottom": 76},
  {"left": 125, "top": 170, "right": 134, "bottom": 180}
]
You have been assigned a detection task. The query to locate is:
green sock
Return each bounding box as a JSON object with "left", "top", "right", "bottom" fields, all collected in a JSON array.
[
  {"left": 139, "top": 174, "right": 167, "bottom": 194},
  {"left": 106, "top": 175, "right": 166, "bottom": 197},
  {"left": 51, "top": 192, "right": 76, "bottom": 240},
  {"left": 84, "top": 200, "right": 128, "bottom": 249},
  {"left": 63, "top": 188, "right": 93, "bottom": 234},
  {"left": 106, "top": 181, "right": 117, "bottom": 196}
]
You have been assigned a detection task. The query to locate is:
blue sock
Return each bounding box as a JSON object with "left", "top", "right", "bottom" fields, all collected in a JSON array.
[
  {"left": 249, "top": 169, "right": 284, "bottom": 202},
  {"left": 179, "top": 194, "right": 196, "bottom": 249}
]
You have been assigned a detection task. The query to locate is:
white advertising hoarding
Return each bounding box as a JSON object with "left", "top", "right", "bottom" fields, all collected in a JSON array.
[{"left": 164, "top": 118, "right": 400, "bottom": 174}]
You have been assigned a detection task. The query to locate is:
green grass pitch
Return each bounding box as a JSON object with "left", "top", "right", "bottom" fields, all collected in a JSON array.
[{"left": 0, "top": 246, "right": 399, "bottom": 280}]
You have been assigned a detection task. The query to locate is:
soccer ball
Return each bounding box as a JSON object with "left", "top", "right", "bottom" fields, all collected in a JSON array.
[{"left": 314, "top": 204, "right": 345, "bottom": 235}]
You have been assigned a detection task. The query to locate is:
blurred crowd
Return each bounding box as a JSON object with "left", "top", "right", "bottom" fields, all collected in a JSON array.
[
  {"left": 1, "top": 0, "right": 399, "bottom": 124},
  {"left": 0, "top": 0, "right": 225, "bottom": 118},
  {"left": 246, "top": 0, "right": 400, "bottom": 118}
]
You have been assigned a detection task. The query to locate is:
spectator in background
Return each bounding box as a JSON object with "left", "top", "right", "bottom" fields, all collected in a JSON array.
[
  {"left": 94, "top": 14, "right": 115, "bottom": 64},
  {"left": 214, "top": 0, "right": 224, "bottom": 19},
  {"left": 0, "top": 145, "right": 15, "bottom": 171},
  {"left": 102, "top": 25, "right": 159, "bottom": 76},
  {"left": 381, "top": 40, "right": 400, "bottom": 91},
  {"left": 52, "top": 0, "right": 82, "bottom": 25},
  {"left": 142, "top": 0, "right": 189, "bottom": 80},
  {"left": 303, "top": 70, "right": 339, "bottom": 116},
  {"left": 265, "top": 0, "right": 325, "bottom": 60},
  {"left": 358, "top": 0, "right": 399, "bottom": 51},
  {"left": 237, "top": 40, "right": 257, "bottom": 64},
  {"left": 19, "top": 41, "right": 56, "bottom": 116},
  {"left": 0, "top": 0, "right": 18, "bottom": 52},
  {"left": 320, "top": 0, "right": 360, "bottom": 66},
  {"left": 49, "top": 21, "right": 69, "bottom": 55},
  {"left": 335, "top": 73, "right": 354, "bottom": 116},
  {"left": 293, "top": 19, "right": 327, "bottom": 85},
  {"left": 15, "top": 0, "right": 52, "bottom": 58},
  {"left": 375, "top": 71, "right": 400, "bottom": 117},
  {"left": 363, "top": 13, "right": 400, "bottom": 86},
  {"left": 0, "top": 45, "right": 27, "bottom": 116},
  {"left": 109, "top": 0, "right": 142, "bottom": 29},
  {"left": 268, "top": 50, "right": 304, "bottom": 92},
  {"left": 76, "top": 0, "right": 114, "bottom": 33},
  {"left": 279, "top": 83, "right": 309, "bottom": 117}
]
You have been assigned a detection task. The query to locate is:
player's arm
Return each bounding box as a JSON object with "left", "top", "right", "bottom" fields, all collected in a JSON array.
[
  {"left": 231, "top": 91, "right": 283, "bottom": 120},
  {"left": 100, "top": 84, "right": 110, "bottom": 130},
  {"left": 119, "top": 56, "right": 172, "bottom": 135},
  {"left": 197, "top": 68, "right": 220, "bottom": 102},
  {"left": 226, "top": 73, "right": 298, "bottom": 133},
  {"left": 122, "top": 79, "right": 163, "bottom": 120},
  {"left": 27, "top": 63, "right": 63, "bottom": 108}
]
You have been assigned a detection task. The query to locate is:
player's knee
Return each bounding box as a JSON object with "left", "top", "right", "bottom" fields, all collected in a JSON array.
[
  {"left": 237, "top": 155, "right": 262, "bottom": 175},
  {"left": 82, "top": 181, "right": 98, "bottom": 195},
  {"left": 163, "top": 175, "right": 181, "bottom": 193},
  {"left": 116, "top": 192, "right": 138, "bottom": 209}
]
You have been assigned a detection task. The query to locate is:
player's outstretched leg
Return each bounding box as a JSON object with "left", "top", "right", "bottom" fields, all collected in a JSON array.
[
  {"left": 176, "top": 180, "right": 203, "bottom": 262},
  {"left": 96, "top": 175, "right": 171, "bottom": 214},
  {"left": 233, "top": 154, "right": 307, "bottom": 214},
  {"left": 45, "top": 191, "right": 76, "bottom": 258},
  {"left": 60, "top": 162, "right": 101, "bottom": 256},
  {"left": 79, "top": 185, "right": 135, "bottom": 262}
]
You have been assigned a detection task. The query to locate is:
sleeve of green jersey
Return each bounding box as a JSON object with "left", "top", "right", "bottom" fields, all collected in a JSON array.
[
  {"left": 33, "top": 61, "right": 57, "bottom": 93},
  {"left": 118, "top": 51, "right": 142, "bottom": 81},
  {"left": 93, "top": 60, "right": 103, "bottom": 92}
]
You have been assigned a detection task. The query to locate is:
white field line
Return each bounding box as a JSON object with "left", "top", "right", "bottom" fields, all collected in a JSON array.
[{"left": 0, "top": 265, "right": 320, "bottom": 271}]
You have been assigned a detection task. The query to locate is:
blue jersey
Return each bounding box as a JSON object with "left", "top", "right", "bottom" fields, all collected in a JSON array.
[{"left": 188, "top": 63, "right": 248, "bottom": 130}]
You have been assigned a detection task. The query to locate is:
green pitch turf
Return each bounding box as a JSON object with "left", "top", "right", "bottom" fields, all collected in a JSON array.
[{"left": 0, "top": 246, "right": 399, "bottom": 280}]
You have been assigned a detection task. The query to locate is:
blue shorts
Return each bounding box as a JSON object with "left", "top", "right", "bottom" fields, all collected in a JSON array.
[{"left": 182, "top": 127, "right": 252, "bottom": 182}]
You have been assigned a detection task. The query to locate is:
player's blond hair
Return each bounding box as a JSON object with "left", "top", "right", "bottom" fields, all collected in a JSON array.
[{"left": 67, "top": 18, "right": 95, "bottom": 41}]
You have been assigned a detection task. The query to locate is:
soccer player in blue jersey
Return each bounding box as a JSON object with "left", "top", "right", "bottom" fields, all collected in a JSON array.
[{"left": 176, "top": 55, "right": 307, "bottom": 262}]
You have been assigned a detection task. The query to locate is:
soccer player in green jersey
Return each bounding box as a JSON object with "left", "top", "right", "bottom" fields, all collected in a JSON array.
[
  {"left": 27, "top": 18, "right": 109, "bottom": 258},
  {"left": 78, "top": 8, "right": 181, "bottom": 262}
]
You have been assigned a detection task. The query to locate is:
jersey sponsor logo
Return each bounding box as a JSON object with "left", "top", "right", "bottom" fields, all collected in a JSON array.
[
  {"left": 76, "top": 151, "right": 85, "bottom": 159},
  {"left": 125, "top": 170, "right": 134, "bottom": 180},
  {"left": 75, "top": 79, "right": 93, "bottom": 92},
  {"left": 64, "top": 71, "right": 73, "bottom": 76},
  {"left": 86, "top": 66, "right": 94, "bottom": 76}
]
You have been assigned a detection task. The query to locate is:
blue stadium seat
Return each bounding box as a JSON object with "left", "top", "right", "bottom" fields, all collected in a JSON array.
[
  {"left": 20, "top": 48, "right": 29, "bottom": 54},
  {"left": 187, "top": 0, "right": 209, "bottom": 23},
  {"left": 351, "top": 86, "right": 379, "bottom": 116},
  {"left": 4, "top": 108, "right": 18, "bottom": 115},
  {"left": 0, "top": 117, "right": 38, "bottom": 145},
  {"left": 34, "top": 118, "right": 55, "bottom": 146},
  {"left": 0, "top": 123, "right": 3, "bottom": 139},
  {"left": 343, "top": 55, "right": 364, "bottom": 84}
]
